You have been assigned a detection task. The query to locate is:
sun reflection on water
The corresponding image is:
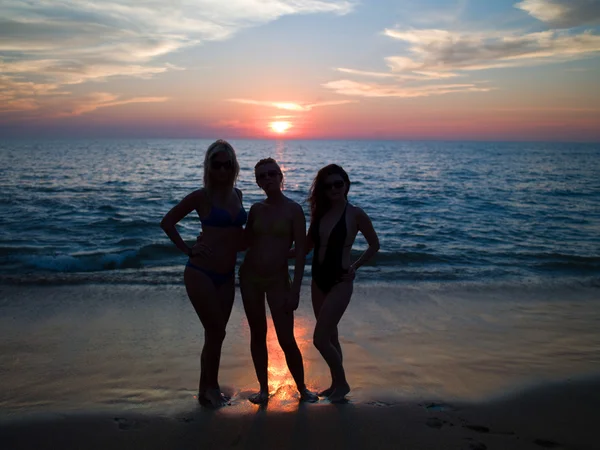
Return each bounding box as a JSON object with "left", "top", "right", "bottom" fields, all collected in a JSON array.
[
  {"left": 259, "top": 314, "right": 313, "bottom": 412},
  {"left": 217, "top": 312, "right": 315, "bottom": 415},
  {"left": 274, "top": 140, "right": 289, "bottom": 191}
]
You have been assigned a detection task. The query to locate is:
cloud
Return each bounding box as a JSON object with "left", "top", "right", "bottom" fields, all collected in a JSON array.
[
  {"left": 383, "top": 28, "right": 600, "bottom": 73},
  {"left": 227, "top": 98, "right": 356, "bottom": 111},
  {"left": 55, "top": 93, "right": 169, "bottom": 117},
  {"left": 322, "top": 79, "right": 493, "bottom": 98},
  {"left": 0, "top": 0, "right": 355, "bottom": 114},
  {"left": 322, "top": 2, "right": 600, "bottom": 103},
  {"left": 0, "top": 79, "right": 168, "bottom": 116},
  {"left": 516, "top": 0, "right": 600, "bottom": 28},
  {"left": 336, "top": 67, "right": 462, "bottom": 80}
]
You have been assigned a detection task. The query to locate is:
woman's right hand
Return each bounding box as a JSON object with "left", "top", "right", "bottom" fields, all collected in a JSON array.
[{"left": 189, "top": 233, "right": 212, "bottom": 259}]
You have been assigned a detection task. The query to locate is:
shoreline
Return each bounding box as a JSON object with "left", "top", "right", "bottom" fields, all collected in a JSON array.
[{"left": 2, "top": 376, "right": 599, "bottom": 450}]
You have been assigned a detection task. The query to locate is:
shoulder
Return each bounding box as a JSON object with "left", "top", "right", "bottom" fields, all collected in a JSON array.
[
  {"left": 285, "top": 198, "right": 303, "bottom": 211},
  {"left": 350, "top": 203, "right": 368, "bottom": 220},
  {"left": 249, "top": 201, "right": 265, "bottom": 214},
  {"left": 187, "top": 189, "right": 211, "bottom": 214},
  {"left": 286, "top": 199, "right": 305, "bottom": 216},
  {"left": 186, "top": 188, "right": 207, "bottom": 203},
  {"left": 234, "top": 187, "right": 243, "bottom": 200}
]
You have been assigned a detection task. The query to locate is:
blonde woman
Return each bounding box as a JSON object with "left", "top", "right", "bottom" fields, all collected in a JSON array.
[{"left": 161, "top": 140, "right": 246, "bottom": 407}]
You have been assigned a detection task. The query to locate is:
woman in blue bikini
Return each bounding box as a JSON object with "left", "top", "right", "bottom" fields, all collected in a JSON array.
[{"left": 160, "top": 140, "right": 247, "bottom": 408}]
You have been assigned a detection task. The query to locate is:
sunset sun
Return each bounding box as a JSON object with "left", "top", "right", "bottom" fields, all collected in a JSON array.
[{"left": 269, "top": 121, "right": 291, "bottom": 134}]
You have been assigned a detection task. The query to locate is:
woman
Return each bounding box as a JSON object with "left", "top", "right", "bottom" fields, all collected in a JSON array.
[
  {"left": 240, "top": 158, "right": 318, "bottom": 405},
  {"left": 306, "top": 164, "right": 379, "bottom": 403},
  {"left": 160, "top": 139, "right": 246, "bottom": 408}
]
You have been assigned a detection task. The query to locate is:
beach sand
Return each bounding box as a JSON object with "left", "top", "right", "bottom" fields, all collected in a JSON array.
[
  {"left": 1, "top": 282, "right": 600, "bottom": 449},
  {"left": 2, "top": 377, "right": 599, "bottom": 449}
]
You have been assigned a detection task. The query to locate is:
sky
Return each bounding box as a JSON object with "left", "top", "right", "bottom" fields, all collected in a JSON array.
[{"left": 1, "top": 0, "right": 600, "bottom": 141}]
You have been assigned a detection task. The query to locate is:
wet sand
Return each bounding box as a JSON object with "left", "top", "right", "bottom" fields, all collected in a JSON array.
[{"left": 1, "top": 282, "right": 600, "bottom": 449}]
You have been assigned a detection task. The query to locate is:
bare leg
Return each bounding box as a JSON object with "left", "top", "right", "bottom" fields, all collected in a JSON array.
[
  {"left": 206, "top": 276, "right": 235, "bottom": 404},
  {"left": 240, "top": 270, "right": 269, "bottom": 404},
  {"left": 184, "top": 266, "right": 229, "bottom": 408},
  {"left": 267, "top": 278, "right": 318, "bottom": 403},
  {"left": 313, "top": 281, "right": 353, "bottom": 403},
  {"left": 311, "top": 282, "right": 343, "bottom": 397}
]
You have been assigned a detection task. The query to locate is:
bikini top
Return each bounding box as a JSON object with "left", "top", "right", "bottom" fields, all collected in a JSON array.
[
  {"left": 253, "top": 216, "right": 289, "bottom": 238},
  {"left": 201, "top": 205, "right": 247, "bottom": 228},
  {"left": 200, "top": 190, "right": 248, "bottom": 228}
]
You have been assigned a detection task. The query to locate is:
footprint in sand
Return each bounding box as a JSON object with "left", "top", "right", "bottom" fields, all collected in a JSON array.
[
  {"left": 426, "top": 417, "right": 444, "bottom": 429},
  {"left": 463, "top": 424, "right": 490, "bottom": 433},
  {"left": 533, "top": 438, "right": 562, "bottom": 448},
  {"left": 113, "top": 417, "right": 148, "bottom": 431},
  {"left": 366, "top": 401, "right": 394, "bottom": 407},
  {"left": 468, "top": 443, "right": 487, "bottom": 450},
  {"left": 423, "top": 402, "right": 456, "bottom": 412}
]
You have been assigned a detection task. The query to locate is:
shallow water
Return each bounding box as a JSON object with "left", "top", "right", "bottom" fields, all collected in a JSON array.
[{"left": 1, "top": 282, "right": 599, "bottom": 418}]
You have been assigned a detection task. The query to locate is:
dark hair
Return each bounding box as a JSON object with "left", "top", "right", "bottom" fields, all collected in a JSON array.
[
  {"left": 254, "top": 157, "right": 278, "bottom": 171},
  {"left": 254, "top": 157, "right": 284, "bottom": 189},
  {"left": 307, "top": 164, "right": 350, "bottom": 224}
]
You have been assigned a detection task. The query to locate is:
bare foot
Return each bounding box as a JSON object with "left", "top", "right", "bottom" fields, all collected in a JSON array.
[
  {"left": 203, "top": 388, "right": 230, "bottom": 408},
  {"left": 318, "top": 386, "right": 334, "bottom": 397},
  {"left": 299, "top": 388, "right": 318, "bottom": 403},
  {"left": 328, "top": 383, "right": 350, "bottom": 403},
  {"left": 248, "top": 390, "right": 269, "bottom": 405},
  {"left": 215, "top": 385, "right": 231, "bottom": 402}
]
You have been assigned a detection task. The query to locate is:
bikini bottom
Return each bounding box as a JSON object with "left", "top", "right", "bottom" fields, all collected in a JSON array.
[
  {"left": 239, "top": 264, "right": 291, "bottom": 292},
  {"left": 186, "top": 261, "right": 234, "bottom": 287}
]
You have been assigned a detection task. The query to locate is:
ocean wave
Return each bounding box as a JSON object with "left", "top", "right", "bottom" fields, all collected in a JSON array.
[
  {"left": 4, "top": 245, "right": 600, "bottom": 275},
  {"left": 87, "top": 217, "right": 158, "bottom": 231},
  {"left": 14, "top": 242, "right": 190, "bottom": 272},
  {"left": 20, "top": 250, "right": 142, "bottom": 272},
  {"left": 370, "top": 250, "right": 448, "bottom": 264}
]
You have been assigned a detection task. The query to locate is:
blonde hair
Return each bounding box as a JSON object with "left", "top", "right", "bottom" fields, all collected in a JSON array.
[{"left": 202, "top": 139, "right": 240, "bottom": 191}]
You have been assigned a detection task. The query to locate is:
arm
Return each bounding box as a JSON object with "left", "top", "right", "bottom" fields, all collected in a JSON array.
[
  {"left": 291, "top": 204, "right": 307, "bottom": 294},
  {"left": 241, "top": 204, "right": 257, "bottom": 252},
  {"left": 236, "top": 188, "right": 251, "bottom": 252},
  {"left": 287, "top": 222, "right": 314, "bottom": 259},
  {"left": 286, "top": 204, "right": 306, "bottom": 312},
  {"left": 160, "top": 190, "right": 203, "bottom": 257},
  {"left": 351, "top": 207, "right": 380, "bottom": 271}
]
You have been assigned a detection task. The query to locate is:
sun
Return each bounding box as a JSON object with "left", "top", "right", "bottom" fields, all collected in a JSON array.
[{"left": 269, "top": 121, "right": 291, "bottom": 134}]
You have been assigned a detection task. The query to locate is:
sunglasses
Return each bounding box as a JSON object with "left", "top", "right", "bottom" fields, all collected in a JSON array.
[
  {"left": 324, "top": 180, "right": 345, "bottom": 190},
  {"left": 211, "top": 160, "right": 233, "bottom": 170},
  {"left": 257, "top": 170, "right": 281, "bottom": 180}
]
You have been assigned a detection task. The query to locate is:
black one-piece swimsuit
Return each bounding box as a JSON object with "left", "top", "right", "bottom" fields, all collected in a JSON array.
[{"left": 311, "top": 203, "right": 348, "bottom": 294}]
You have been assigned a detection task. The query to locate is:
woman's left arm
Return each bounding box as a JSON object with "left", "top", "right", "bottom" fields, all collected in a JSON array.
[
  {"left": 239, "top": 203, "right": 256, "bottom": 252},
  {"left": 287, "top": 203, "right": 307, "bottom": 312},
  {"left": 351, "top": 207, "right": 380, "bottom": 272}
]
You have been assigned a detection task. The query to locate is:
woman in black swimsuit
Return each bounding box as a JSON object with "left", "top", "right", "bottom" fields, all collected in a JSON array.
[{"left": 306, "top": 164, "right": 379, "bottom": 403}]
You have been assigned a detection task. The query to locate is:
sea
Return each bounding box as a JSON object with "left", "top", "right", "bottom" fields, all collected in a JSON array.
[
  {"left": 1, "top": 139, "right": 599, "bottom": 286},
  {"left": 1, "top": 139, "right": 600, "bottom": 418}
]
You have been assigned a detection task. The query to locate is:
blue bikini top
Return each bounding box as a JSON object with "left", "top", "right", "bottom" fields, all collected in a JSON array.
[
  {"left": 201, "top": 205, "right": 247, "bottom": 228},
  {"left": 201, "top": 189, "right": 247, "bottom": 228}
]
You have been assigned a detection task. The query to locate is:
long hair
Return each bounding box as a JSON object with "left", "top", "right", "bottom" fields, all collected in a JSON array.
[
  {"left": 202, "top": 139, "right": 240, "bottom": 191},
  {"left": 254, "top": 157, "right": 284, "bottom": 190},
  {"left": 308, "top": 164, "right": 350, "bottom": 225}
]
